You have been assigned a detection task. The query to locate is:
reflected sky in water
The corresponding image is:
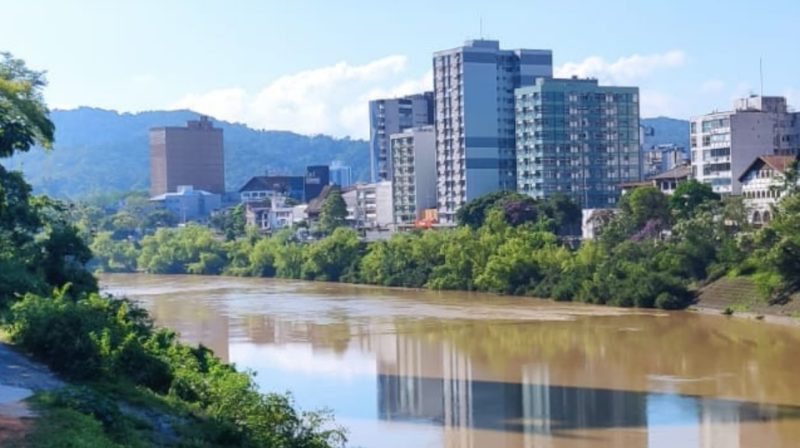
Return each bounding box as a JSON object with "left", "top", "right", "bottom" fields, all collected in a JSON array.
[{"left": 102, "top": 274, "right": 800, "bottom": 448}]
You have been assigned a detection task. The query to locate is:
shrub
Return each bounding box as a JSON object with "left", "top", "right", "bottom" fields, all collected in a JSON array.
[{"left": 10, "top": 293, "right": 105, "bottom": 379}]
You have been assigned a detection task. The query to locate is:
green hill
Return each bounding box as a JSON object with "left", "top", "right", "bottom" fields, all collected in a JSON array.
[
  {"left": 3, "top": 107, "right": 369, "bottom": 198},
  {"left": 1, "top": 108, "right": 690, "bottom": 199}
]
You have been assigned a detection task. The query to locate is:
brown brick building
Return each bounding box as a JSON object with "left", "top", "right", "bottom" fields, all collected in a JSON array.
[{"left": 149, "top": 117, "right": 225, "bottom": 196}]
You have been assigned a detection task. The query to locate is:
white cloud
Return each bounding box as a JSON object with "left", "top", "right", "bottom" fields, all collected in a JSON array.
[
  {"left": 700, "top": 79, "right": 725, "bottom": 94},
  {"left": 171, "top": 88, "right": 248, "bottom": 122},
  {"left": 640, "top": 90, "right": 680, "bottom": 118},
  {"left": 169, "top": 55, "right": 431, "bottom": 139},
  {"left": 555, "top": 50, "right": 686, "bottom": 85}
]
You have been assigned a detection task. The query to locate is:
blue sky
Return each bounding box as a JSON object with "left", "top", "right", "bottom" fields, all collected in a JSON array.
[{"left": 3, "top": 0, "right": 798, "bottom": 138}]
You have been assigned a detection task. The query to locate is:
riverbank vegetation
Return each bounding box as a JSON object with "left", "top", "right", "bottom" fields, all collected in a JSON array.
[
  {"left": 88, "top": 169, "right": 800, "bottom": 310},
  {"left": 1, "top": 53, "right": 345, "bottom": 447}
]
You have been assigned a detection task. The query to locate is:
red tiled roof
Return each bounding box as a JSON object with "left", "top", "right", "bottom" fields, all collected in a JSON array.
[
  {"left": 761, "top": 155, "right": 796, "bottom": 173},
  {"left": 737, "top": 155, "right": 797, "bottom": 181}
]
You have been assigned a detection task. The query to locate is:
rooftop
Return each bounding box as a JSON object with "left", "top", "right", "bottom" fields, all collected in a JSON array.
[
  {"left": 737, "top": 155, "right": 797, "bottom": 181},
  {"left": 649, "top": 164, "right": 692, "bottom": 181}
]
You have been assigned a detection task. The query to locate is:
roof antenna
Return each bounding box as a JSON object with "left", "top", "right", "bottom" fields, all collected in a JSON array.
[{"left": 759, "top": 57, "right": 764, "bottom": 97}]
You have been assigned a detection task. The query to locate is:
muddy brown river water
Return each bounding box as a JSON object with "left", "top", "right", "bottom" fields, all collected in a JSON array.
[{"left": 100, "top": 274, "right": 800, "bottom": 448}]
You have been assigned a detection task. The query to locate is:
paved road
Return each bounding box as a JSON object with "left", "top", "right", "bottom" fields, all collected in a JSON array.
[
  {"left": 0, "top": 342, "right": 64, "bottom": 443},
  {"left": 0, "top": 343, "right": 63, "bottom": 392}
]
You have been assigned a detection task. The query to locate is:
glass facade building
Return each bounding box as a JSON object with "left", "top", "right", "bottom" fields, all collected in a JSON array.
[
  {"left": 433, "top": 40, "right": 553, "bottom": 223},
  {"left": 515, "top": 78, "right": 641, "bottom": 208}
]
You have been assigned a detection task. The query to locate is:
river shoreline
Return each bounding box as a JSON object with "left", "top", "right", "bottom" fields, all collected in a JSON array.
[
  {"left": 100, "top": 272, "right": 800, "bottom": 328},
  {"left": 97, "top": 272, "right": 800, "bottom": 448},
  {"left": 689, "top": 305, "right": 800, "bottom": 327}
]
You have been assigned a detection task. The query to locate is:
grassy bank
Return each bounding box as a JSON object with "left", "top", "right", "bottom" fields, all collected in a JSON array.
[{"left": 3, "top": 291, "right": 345, "bottom": 447}]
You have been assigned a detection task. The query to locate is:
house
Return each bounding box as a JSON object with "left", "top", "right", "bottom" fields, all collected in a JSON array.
[
  {"left": 238, "top": 176, "right": 304, "bottom": 203},
  {"left": 619, "top": 164, "right": 692, "bottom": 196},
  {"left": 306, "top": 184, "right": 336, "bottom": 224},
  {"left": 738, "top": 155, "right": 796, "bottom": 225},
  {"left": 245, "top": 197, "right": 308, "bottom": 233}
]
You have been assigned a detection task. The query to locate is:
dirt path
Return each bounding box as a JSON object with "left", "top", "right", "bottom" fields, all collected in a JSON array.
[{"left": 0, "top": 343, "right": 63, "bottom": 444}]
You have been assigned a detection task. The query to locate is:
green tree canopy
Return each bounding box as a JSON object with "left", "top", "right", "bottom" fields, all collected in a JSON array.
[
  {"left": 669, "top": 179, "right": 720, "bottom": 219},
  {"left": 620, "top": 186, "right": 671, "bottom": 229},
  {"left": 318, "top": 187, "right": 347, "bottom": 234},
  {"left": 0, "top": 52, "right": 54, "bottom": 156}
]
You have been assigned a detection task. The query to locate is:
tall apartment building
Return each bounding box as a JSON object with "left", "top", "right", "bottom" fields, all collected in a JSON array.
[
  {"left": 150, "top": 116, "right": 225, "bottom": 197},
  {"left": 329, "top": 160, "right": 353, "bottom": 188},
  {"left": 515, "top": 78, "right": 641, "bottom": 208},
  {"left": 390, "top": 126, "right": 437, "bottom": 225},
  {"left": 368, "top": 92, "right": 434, "bottom": 182},
  {"left": 691, "top": 95, "right": 800, "bottom": 195},
  {"left": 434, "top": 40, "right": 553, "bottom": 222}
]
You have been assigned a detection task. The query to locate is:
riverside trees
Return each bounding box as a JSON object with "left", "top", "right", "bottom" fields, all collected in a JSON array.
[{"left": 1, "top": 53, "right": 346, "bottom": 447}]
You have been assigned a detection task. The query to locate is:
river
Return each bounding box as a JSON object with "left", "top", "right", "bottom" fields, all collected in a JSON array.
[{"left": 100, "top": 274, "right": 800, "bottom": 448}]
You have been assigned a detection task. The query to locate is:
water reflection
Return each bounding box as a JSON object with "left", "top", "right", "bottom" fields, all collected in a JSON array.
[
  {"left": 378, "top": 373, "right": 795, "bottom": 446},
  {"left": 101, "top": 275, "right": 800, "bottom": 448}
]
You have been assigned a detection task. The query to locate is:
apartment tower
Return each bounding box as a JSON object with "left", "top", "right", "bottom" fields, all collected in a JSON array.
[
  {"left": 690, "top": 95, "right": 800, "bottom": 195},
  {"left": 433, "top": 40, "right": 552, "bottom": 223},
  {"left": 515, "top": 78, "right": 641, "bottom": 208}
]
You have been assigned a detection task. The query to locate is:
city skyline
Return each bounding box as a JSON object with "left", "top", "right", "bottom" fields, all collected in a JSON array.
[{"left": 3, "top": 0, "right": 799, "bottom": 139}]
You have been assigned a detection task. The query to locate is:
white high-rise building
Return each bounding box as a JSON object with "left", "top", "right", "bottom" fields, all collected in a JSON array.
[
  {"left": 433, "top": 39, "right": 552, "bottom": 223},
  {"left": 690, "top": 95, "right": 800, "bottom": 195},
  {"left": 390, "top": 126, "right": 437, "bottom": 225}
]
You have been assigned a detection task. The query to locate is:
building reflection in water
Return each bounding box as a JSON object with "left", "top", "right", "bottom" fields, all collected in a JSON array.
[
  {"left": 375, "top": 333, "right": 791, "bottom": 447},
  {"left": 117, "top": 276, "right": 799, "bottom": 448}
]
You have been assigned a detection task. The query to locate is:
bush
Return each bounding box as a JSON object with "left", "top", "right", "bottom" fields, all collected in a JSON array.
[{"left": 10, "top": 293, "right": 106, "bottom": 379}]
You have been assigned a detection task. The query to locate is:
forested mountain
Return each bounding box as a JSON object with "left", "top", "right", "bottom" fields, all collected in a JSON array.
[
  {"left": 2, "top": 108, "right": 689, "bottom": 199},
  {"left": 4, "top": 107, "right": 370, "bottom": 198}
]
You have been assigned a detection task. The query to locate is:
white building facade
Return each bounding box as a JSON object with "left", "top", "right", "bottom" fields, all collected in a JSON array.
[
  {"left": 690, "top": 96, "right": 800, "bottom": 195},
  {"left": 390, "top": 126, "right": 437, "bottom": 225},
  {"left": 342, "top": 182, "right": 394, "bottom": 230},
  {"left": 739, "top": 155, "right": 796, "bottom": 225},
  {"left": 433, "top": 40, "right": 553, "bottom": 223}
]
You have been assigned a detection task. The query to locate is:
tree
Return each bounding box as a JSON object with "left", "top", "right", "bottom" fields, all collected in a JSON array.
[
  {"left": 210, "top": 203, "right": 246, "bottom": 241},
  {"left": 456, "top": 191, "right": 528, "bottom": 228},
  {"left": 301, "top": 228, "right": 361, "bottom": 281},
  {"left": 502, "top": 199, "right": 539, "bottom": 227},
  {"left": 538, "top": 193, "right": 582, "bottom": 235},
  {"left": 669, "top": 180, "right": 720, "bottom": 219},
  {"left": 90, "top": 232, "right": 137, "bottom": 273},
  {"left": 779, "top": 159, "right": 800, "bottom": 196},
  {"left": 0, "top": 52, "right": 54, "bottom": 156},
  {"left": 619, "top": 186, "right": 671, "bottom": 229},
  {"left": 318, "top": 187, "right": 347, "bottom": 235},
  {"left": 0, "top": 53, "right": 96, "bottom": 300}
]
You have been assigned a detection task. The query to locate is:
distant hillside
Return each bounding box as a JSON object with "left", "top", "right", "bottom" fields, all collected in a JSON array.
[
  {"left": 641, "top": 117, "right": 690, "bottom": 150},
  {"left": 3, "top": 107, "right": 369, "bottom": 198},
  {"left": 1, "top": 108, "right": 691, "bottom": 199}
]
